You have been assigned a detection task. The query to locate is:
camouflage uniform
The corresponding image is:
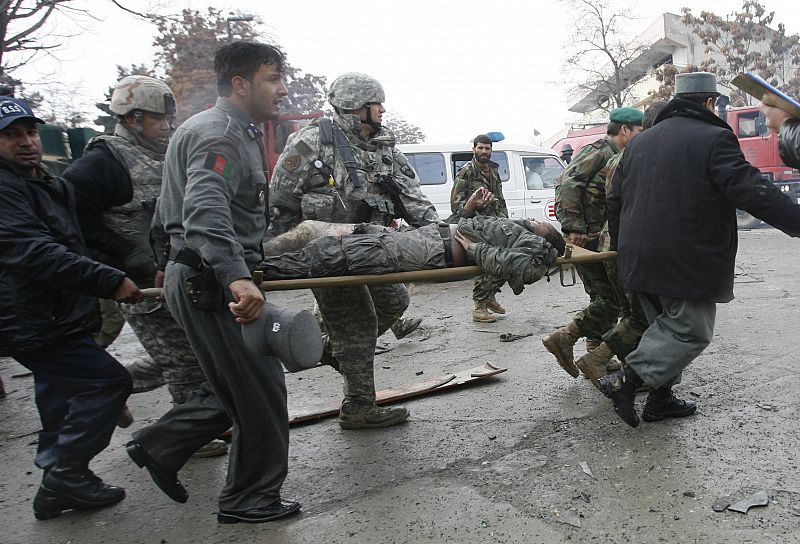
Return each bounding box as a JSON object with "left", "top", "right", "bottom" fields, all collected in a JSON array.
[
  {"left": 270, "top": 74, "right": 438, "bottom": 420},
  {"left": 260, "top": 217, "right": 559, "bottom": 291},
  {"left": 554, "top": 135, "right": 621, "bottom": 341},
  {"left": 450, "top": 159, "right": 508, "bottom": 303},
  {"left": 597, "top": 151, "right": 646, "bottom": 358}
]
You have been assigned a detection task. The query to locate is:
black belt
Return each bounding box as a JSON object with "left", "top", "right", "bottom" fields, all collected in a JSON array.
[
  {"left": 169, "top": 246, "right": 203, "bottom": 270},
  {"left": 438, "top": 226, "right": 454, "bottom": 268}
]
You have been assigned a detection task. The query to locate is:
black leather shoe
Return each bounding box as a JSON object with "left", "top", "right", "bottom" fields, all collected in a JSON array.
[
  {"left": 34, "top": 466, "right": 125, "bottom": 520},
  {"left": 598, "top": 366, "right": 643, "bottom": 428},
  {"left": 217, "top": 499, "right": 301, "bottom": 524},
  {"left": 642, "top": 388, "right": 697, "bottom": 422},
  {"left": 126, "top": 441, "right": 188, "bottom": 503}
]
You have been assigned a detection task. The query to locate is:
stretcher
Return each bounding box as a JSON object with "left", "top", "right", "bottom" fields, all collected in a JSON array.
[
  {"left": 140, "top": 245, "right": 615, "bottom": 296},
  {"left": 254, "top": 245, "right": 616, "bottom": 291}
]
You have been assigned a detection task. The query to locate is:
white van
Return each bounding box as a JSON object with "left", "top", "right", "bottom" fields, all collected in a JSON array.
[{"left": 398, "top": 142, "right": 564, "bottom": 229}]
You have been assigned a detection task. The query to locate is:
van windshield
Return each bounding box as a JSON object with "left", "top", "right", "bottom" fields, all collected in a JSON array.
[
  {"left": 522, "top": 156, "right": 564, "bottom": 189},
  {"left": 452, "top": 152, "right": 510, "bottom": 182}
]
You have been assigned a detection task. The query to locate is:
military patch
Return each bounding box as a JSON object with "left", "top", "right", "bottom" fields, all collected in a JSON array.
[
  {"left": 294, "top": 139, "right": 314, "bottom": 158},
  {"left": 400, "top": 164, "right": 416, "bottom": 179},
  {"left": 204, "top": 152, "right": 232, "bottom": 179},
  {"left": 282, "top": 154, "right": 302, "bottom": 173}
]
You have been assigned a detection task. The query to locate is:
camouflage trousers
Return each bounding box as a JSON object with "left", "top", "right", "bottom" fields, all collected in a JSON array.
[
  {"left": 313, "top": 283, "right": 409, "bottom": 404},
  {"left": 601, "top": 259, "right": 647, "bottom": 359},
  {"left": 472, "top": 274, "right": 505, "bottom": 302},
  {"left": 121, "top": 303, "right": 205, "bottom": 405},
  {"left": 93, "top": 298, "right": 126, "bottom": 348},
  {"left": 573, "top": 240, "right": 620, "bottom": 341}
]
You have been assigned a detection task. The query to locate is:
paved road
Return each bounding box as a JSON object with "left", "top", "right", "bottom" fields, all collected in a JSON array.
[{"left": 2, "top": 229, "right": 800, "bottom": 543}]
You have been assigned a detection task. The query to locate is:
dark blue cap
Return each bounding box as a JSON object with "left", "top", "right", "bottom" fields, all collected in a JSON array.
[{"left": 0, "top": 98, "right": 45, "bottom": 130}]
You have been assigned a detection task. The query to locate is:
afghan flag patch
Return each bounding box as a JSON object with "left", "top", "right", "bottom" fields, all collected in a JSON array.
[{"left": 204, "top": 152, "right": 233, "bottom": 179}]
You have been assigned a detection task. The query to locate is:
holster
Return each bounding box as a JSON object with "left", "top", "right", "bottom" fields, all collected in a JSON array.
[{"left": 171, "top": 247, "right": 226, "bottom": 312}]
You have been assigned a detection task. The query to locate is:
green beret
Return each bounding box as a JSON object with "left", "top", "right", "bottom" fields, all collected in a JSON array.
[{"left": 609, "top": 107, "right": 643, "bottom": 125}]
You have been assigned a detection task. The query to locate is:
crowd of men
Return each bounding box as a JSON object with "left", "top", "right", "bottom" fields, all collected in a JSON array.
[{"left": 2, "top": 38, "right": 800, "bottom": 525}]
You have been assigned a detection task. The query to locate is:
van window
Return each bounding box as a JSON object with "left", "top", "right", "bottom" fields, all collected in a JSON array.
[
  {"left": 522, "top": 156, "right": 564, "bottom": 189},
  {"left": 406, "top": 153, "right": 446, "bottom": 185},
  {"left": 452, "top": 152, "right": 510, "bottom": 182}
]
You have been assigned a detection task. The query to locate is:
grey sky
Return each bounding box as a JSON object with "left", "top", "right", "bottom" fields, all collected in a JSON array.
[{"left": 13, "top": 0, "right": 800, "bottom": 145}]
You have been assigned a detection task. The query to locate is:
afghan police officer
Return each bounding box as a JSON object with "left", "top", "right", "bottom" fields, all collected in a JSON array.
[
  {"left": 64, "top": 77, "right": 227, "bottom": 456},
  {"left": 125, "top": 42, "right": 300, "bottom": 523},
  {"left": 603, "top": 72, "right": 800, "bottom": 427},
  {"left": 543, "top": 107, "right": 642, "bottom": 378},
  {"left": 450, "top": 134, "right": 509, "bottom": 323},
  {"left": 0, "top": 97, "right": 142, "bottom": 520},
  {"left": 270, "top": 72, "right": 439, "bottom": 429}
]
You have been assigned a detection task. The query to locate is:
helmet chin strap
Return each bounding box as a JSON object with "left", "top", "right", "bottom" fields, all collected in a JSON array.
[{"left": 362, "top": 105, "right": 381, "bottom": 132}]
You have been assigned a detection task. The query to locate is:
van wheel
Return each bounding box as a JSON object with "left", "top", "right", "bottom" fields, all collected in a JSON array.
[{"left": 736, "top": 209, "right": 762, "bottom": 229}]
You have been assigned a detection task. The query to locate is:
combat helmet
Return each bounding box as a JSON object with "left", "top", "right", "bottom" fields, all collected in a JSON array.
[
  {"left": 328, "top": 72, "right": 385, "bottom": 110},
  {"left": 110, "top": 76, "right": 176, "bottom": 117}
]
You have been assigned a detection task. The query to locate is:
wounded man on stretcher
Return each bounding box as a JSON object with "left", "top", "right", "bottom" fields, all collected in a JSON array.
[{"left": 260, "top": 213, "right": 566, "bottom": 296}]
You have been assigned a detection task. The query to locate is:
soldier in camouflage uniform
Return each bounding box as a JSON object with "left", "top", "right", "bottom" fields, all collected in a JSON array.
[
  {"left": 450, "top": 134, "right": 509, "bottom": 323},
  {"left": 270, "top": 72, "right": 439, "bottom": 429},
  {"left": 575, "top": 102, "right": 668, "bottom": 387},
  {"left": 65, "top": 76, "right": 225, "bottom": 457},
  {"left": 543, "top": 107, "right": 643, "bottom": 379}
]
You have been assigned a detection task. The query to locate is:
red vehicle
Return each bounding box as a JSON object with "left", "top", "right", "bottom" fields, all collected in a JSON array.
[
  {"left": 262, "top": 112, "right": 324, "bottom": 177},
  {"left": 550, "top": 105, "right": 800, "bottom": 228}
]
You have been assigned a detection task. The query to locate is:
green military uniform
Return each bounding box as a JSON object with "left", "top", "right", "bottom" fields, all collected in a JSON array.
[
  {"left": 133, "top": 96, "right": 290, "bottom": 512},
  {"left": 270, "top": 108, "right": 438, "bottom": 417},
  {"left": 450, "top": 158, "right": 508, "bottom": 303},
  {"left": 555, "top": 135, "right": 621, "bottom": 341},
  {"left": 598, "top": 150, "right": 647, "bottom": 358},
  {"left": 261, "top": 217, "right": 560, "bottom": 293}
]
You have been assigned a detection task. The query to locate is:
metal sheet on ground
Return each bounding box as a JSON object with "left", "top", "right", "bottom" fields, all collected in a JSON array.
[{"left": 288, "top": 362, "right": 508, "bottom": 425}]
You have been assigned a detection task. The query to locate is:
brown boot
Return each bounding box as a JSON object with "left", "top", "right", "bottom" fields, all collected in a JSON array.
[
  {"left": 542, "top": 321, "right": 581, "bottom": 378},
  {"left": 484, "top": 295, "right": 506, "bottom": 315},
  {"left": 473, "top": 301, "right": 496, "bottom": 323},
  {"left": 576, "top": 342, "right": 613, "bottom": 389},
  {"left": 585, "top": 338, "right": 601, "bottom": 352}
]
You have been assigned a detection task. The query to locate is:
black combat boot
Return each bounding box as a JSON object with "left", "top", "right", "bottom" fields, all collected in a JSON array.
[
  {"left": 641, "top": 387, "right": 697, "bottom": 422},
  {"left": 598, "top": 365, "right": 643, "bottom": 428},
  {"left": 34, "top": 464, "right": 125, "bottom": 520}
]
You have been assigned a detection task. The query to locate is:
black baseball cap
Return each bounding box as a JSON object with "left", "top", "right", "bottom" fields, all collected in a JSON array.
[{"left": 0, "top": 98, "right": 45, "bottom": 130}]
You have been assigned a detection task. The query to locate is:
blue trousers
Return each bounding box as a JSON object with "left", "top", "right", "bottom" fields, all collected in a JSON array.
[{"left": 13, "top": 334, "right": 132, "bottom": 470}]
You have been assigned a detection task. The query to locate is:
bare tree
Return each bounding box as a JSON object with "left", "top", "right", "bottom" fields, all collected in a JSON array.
[
  {"left": 0, "top": 1, "right": 97, "bottom": 77},
  {"left": 561, "top": 0, "right": 650, "bottom": 111}
]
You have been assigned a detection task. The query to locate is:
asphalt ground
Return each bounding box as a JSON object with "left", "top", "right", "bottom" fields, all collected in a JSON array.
[{"left": 2, "top": 228, "right": 800, "bottom": 543}]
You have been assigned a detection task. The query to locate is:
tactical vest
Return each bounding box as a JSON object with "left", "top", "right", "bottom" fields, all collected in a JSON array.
[
  {"left": 310, "top": 118, "right": 398, "bottom": 226},
  {"left": 90, "top": 133, "right": 164, "bottom": 257},
  {"left": 89, "top": 133, "right": 165, "bottom": 313}
]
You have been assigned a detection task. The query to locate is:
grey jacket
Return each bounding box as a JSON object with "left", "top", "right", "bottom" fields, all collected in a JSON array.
[{"left": 159, "top": 97, "right": 269, "bottom": 285}]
